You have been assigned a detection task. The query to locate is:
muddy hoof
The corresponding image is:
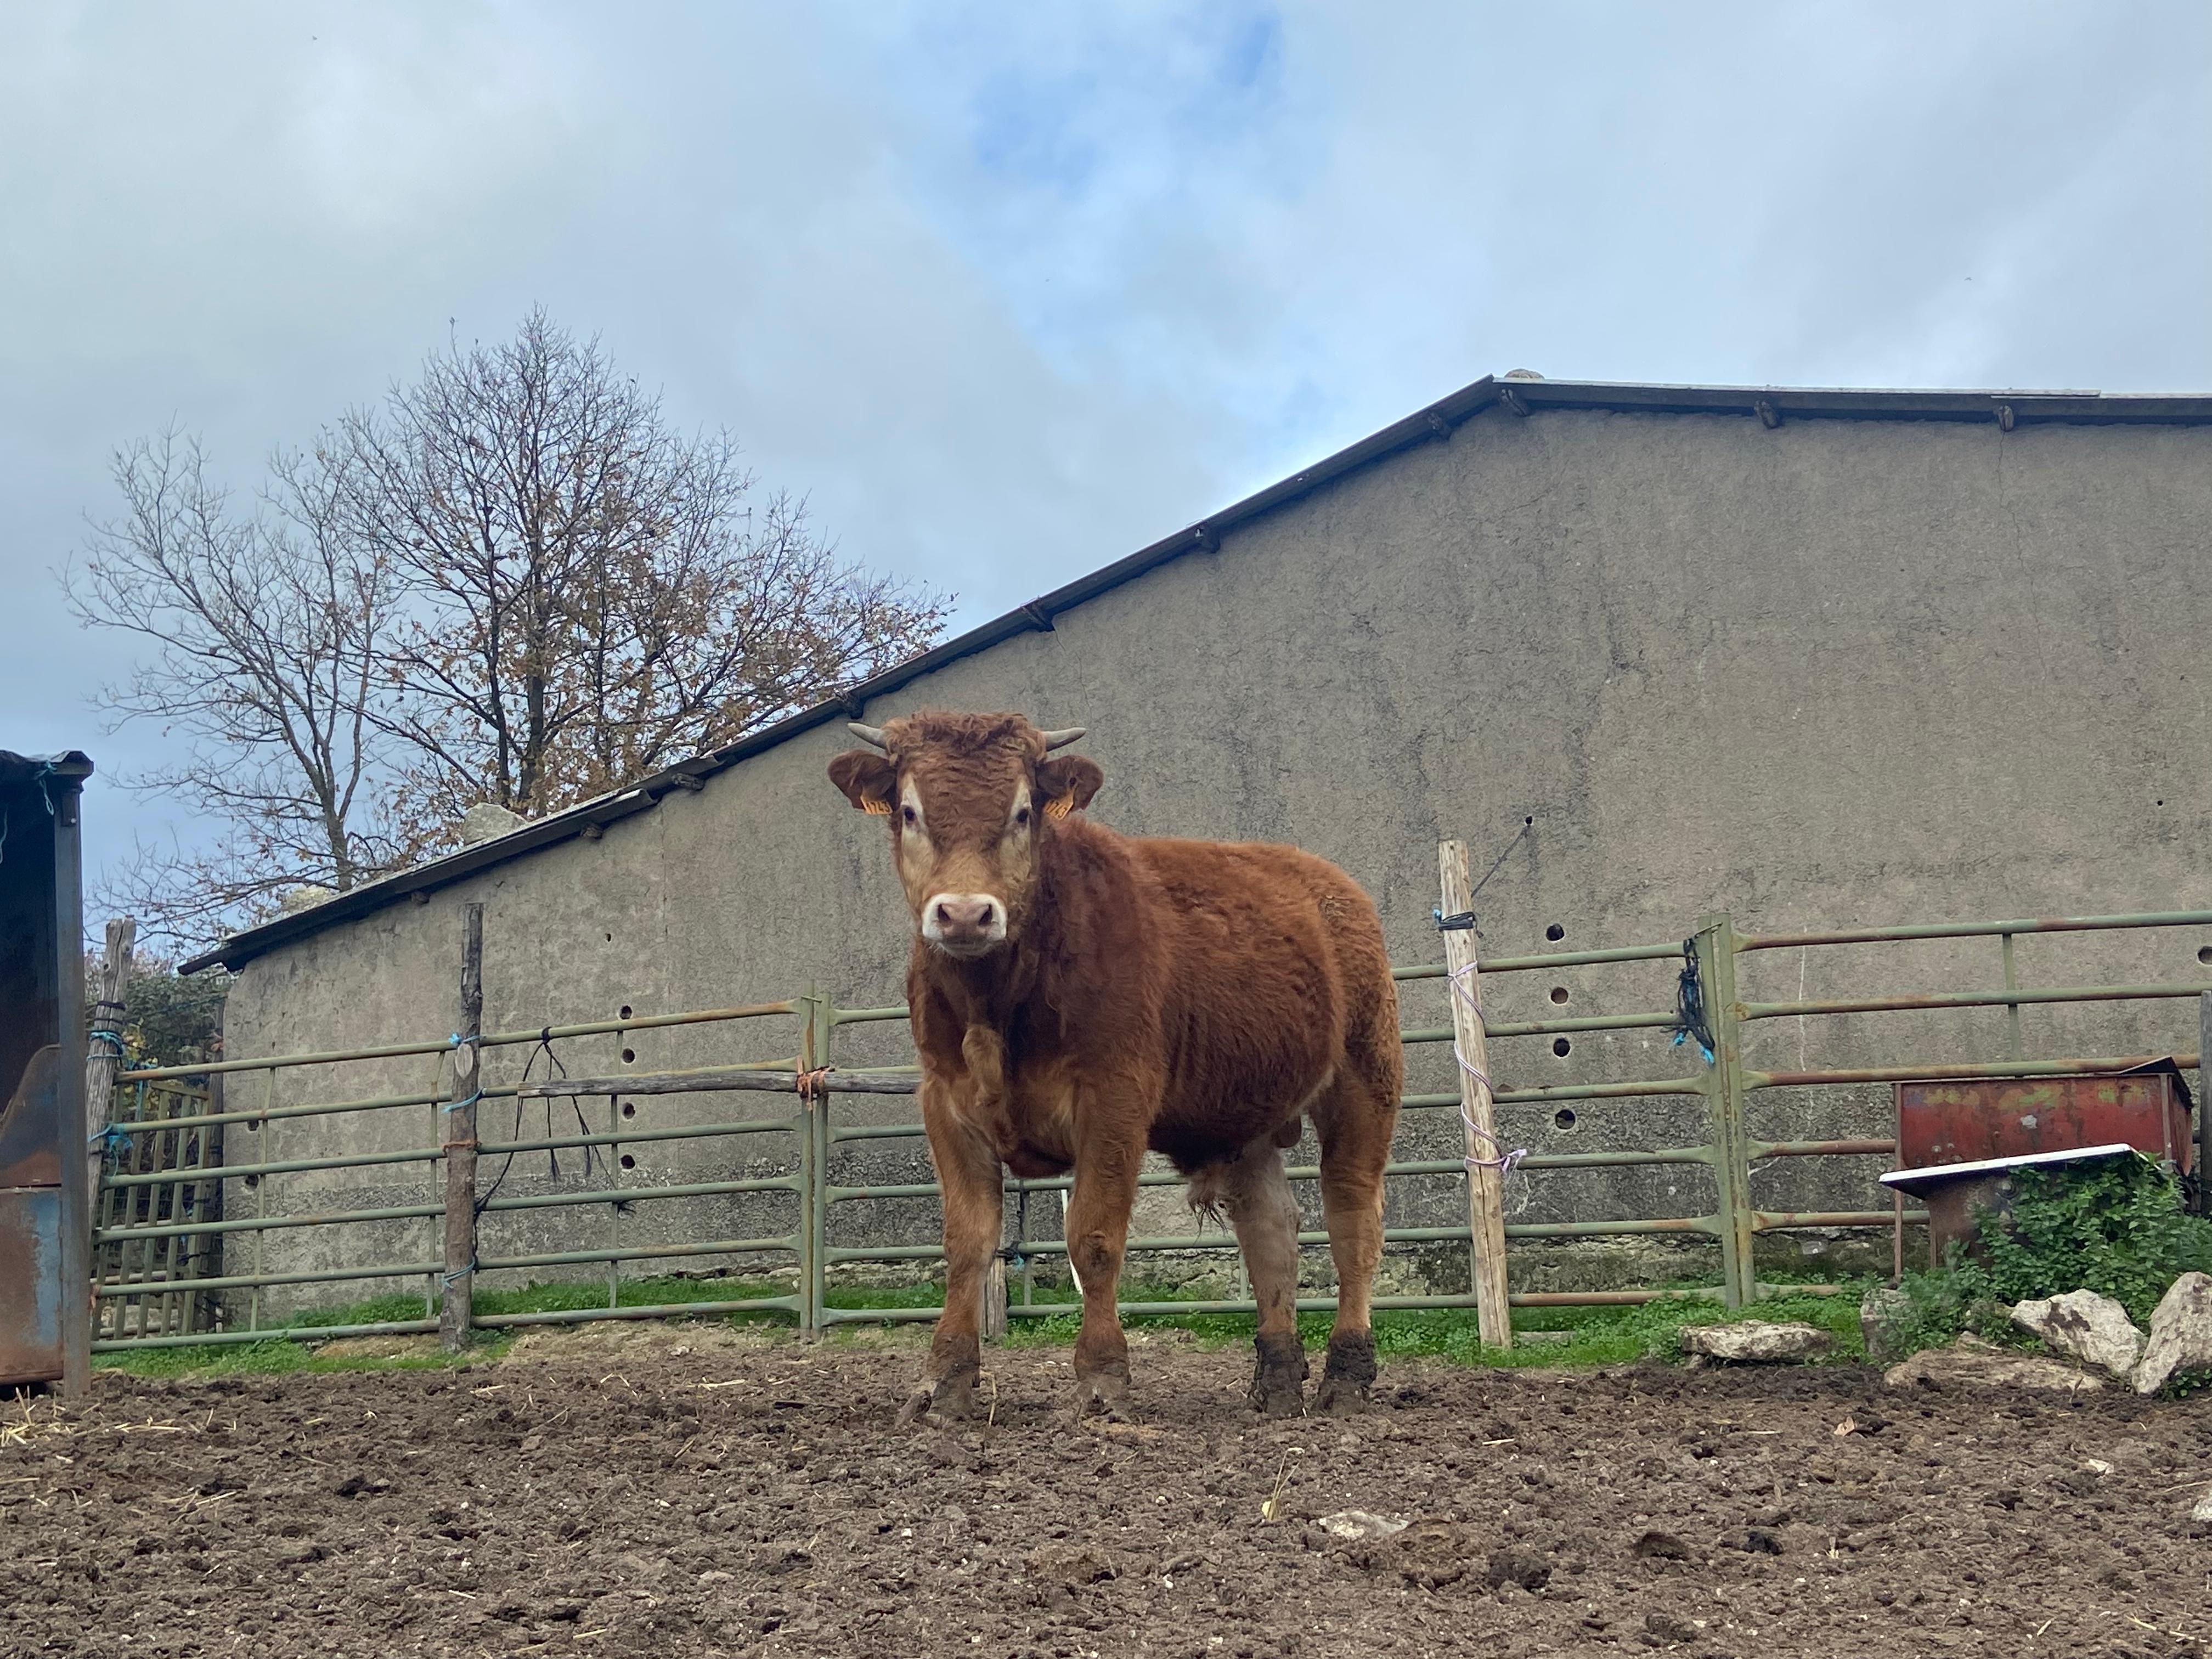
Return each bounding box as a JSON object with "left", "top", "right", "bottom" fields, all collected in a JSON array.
[
  {"left": 1314, "top": 1330, "right": 1376, "bottom": 1417},
  {"left": 1067, "top": 1367, "right": 1136, "bottom": 1426},
  {"left": 895, "top": 1366, "right": 978, "bottom": 1427},
  {"left": 1246, "top": 1330, "right": 1310, "bottom": 1418}
]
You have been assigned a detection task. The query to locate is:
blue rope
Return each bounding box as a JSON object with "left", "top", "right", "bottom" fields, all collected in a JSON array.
[
  {"left": 441, "top": 1034, "right": 479, "bottom": 1113},
  {"left": 90, "top": 1124, "right": 134, "bottom": 1168},
  {"left": 1670, "top": 937, "right": 1717, "bottom": 1065}
]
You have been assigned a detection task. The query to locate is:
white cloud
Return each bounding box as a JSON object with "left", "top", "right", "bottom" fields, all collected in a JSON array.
[{"left": 2, "top": 0, "right": 2204, "bottom": 891}]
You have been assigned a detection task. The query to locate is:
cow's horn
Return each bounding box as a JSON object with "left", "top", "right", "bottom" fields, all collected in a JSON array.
[
  {"left": 847, "top": 723, "right": 888, "bottom": 750},
  {"left": 1040, "top": 727, "right": 1086, "bottom": 751}
]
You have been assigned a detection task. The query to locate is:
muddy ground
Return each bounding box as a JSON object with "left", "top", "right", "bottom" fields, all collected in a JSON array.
[{"left": 3, "top": 1327, "right": 2209, "bottom": 1659}]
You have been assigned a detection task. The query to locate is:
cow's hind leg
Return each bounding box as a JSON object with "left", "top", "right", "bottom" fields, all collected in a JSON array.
[
  {"left": 1309, "top": 1051, "right": 1401, "bottom": 1415},
  {"left": 1204, "top": 1137, "right": 1308, "bottom": 1417}
]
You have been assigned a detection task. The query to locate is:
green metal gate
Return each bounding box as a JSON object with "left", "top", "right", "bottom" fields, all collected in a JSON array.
[{"left": 90, "top": 902, "right": 2212, "bottom": 1353}]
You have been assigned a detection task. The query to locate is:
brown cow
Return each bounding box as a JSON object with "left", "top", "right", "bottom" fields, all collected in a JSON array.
[{"left": 827, "top": 710, "right": 1402, "bottom": 1423}]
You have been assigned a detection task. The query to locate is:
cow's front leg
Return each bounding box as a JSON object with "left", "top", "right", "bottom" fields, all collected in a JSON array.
[
  {"left": 902, "top": 1078, "right": 1003, "bottom": 1427},
  {"left": 1065, "top": 1088, "right": 1146, "bottom": 1423}
]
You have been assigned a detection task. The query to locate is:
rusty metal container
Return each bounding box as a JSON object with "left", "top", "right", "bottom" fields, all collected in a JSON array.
[
  {"left": 0, "top": 751, "right": 93, "bottom": 1392},
  {"left": 1895, "top": 1069, "right": 2196, "bottom": 1175},
  {"left": 1887, "top": 1066, "right": 2197, "bottom": 1267}
]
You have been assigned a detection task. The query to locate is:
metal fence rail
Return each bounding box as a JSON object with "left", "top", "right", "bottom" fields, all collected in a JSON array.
[
  {"left": 88, "top": 900, "right": 2212, "bottom": 1353},
  {"left": 93, "top": 997, "right": 815, "bottom": 1350}
]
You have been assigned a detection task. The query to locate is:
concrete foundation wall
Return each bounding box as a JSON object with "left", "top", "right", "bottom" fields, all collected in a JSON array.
[{"left": 213, "top": 404, "right": 2212, "bottom": 1314}]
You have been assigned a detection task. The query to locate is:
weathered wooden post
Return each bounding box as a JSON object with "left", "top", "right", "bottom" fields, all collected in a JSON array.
[
  {"left": 1438, "top": 839, "right": 1513, "bottom": 1349},
  {"left": 83, "top": 916, "right": 135, "bottom": 1224},
  {"left": 1694, "top": 914, "right": 1758, "bottom": 1307},
  {"left": 439, "top": 904, "right": 483, "bottom": 1352}
]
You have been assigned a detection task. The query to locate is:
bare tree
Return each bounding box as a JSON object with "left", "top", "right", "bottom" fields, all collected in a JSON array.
[
  {"left": 334, "top": 310, "right": 950, "bottom": 825},
  {"left": 66, "top": 313, "right": 947, "bottom": 951},
  {"left": 64, "top": 431, "right": 405, "bottom": 949}
]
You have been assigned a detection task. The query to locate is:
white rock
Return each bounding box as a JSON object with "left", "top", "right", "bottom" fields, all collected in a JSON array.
[
  {"left": 2134, "top": 1272, "right": 2212, "bottom": 1396},
  {"left": 2192, "top": 1488, "right": 2212, "bottom": 1523},
  {"left": 1316, "top": 1510, "right": 1408, "bottom": 1541},
  {"left": 2007, "top": 1289, "right": 2145, "bottom": 1380},
  {"left": 1883, "top": 1334, "right": 2103, "bottom": 1395},
  {"left": 1679, "top": 1322, "right": 1832, "bottom": 1362}
]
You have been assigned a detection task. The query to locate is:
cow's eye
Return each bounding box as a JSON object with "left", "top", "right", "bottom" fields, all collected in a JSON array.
[
  {"left": 901, "top": 805, "right": 918, "bottom": 828},
  {"left": 1014, "top": 806, "right": 1031, "bottom": 829}
]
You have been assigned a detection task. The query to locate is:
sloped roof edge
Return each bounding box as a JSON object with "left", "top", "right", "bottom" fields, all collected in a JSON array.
[{"left": 181, "top": 375, "right": 2212, "bottom": 972}]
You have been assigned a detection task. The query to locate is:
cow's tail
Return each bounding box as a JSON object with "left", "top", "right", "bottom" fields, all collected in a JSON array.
[{"left": 1060, "top": 1188, "right": 1085, "bottom": 1295}]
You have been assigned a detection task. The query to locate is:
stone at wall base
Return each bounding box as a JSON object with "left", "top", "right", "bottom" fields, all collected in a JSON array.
[
  {"left": 2007, "top": 1289, "right": 2144, "bottom": 1380},
  {"left": 2134, "top": 1272, "right": 2212, "bottom": 1395},
  {"left": 1882, "top": 1334, "right": 2103, "bottom": 1394},
  {"left": 1679, "top": 1322, "right": 1831, "bottom": 1362}
]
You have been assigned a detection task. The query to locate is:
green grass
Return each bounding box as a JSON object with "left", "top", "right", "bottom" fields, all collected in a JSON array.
[
  {"left": 94, "top": 1274, "right": 797, "bottom": 1378},
  {"left": 97, "top": 1271, "right": 1875, "bottom": 1379},
  {"left": 988, "top": 1281, "right": 1866, "bottom": 1367},
  {"left": 1877, "top": 1157, "right": 2212, "bottom": 1367}
]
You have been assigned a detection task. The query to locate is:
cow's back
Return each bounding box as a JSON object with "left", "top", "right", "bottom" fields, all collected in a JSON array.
[{"left": 1127, "top": 834, "right": 1396, "bottom": 1170}]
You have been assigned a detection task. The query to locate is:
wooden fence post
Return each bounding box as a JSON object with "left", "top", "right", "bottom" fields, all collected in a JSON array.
[
  {"left": 1694, "top": 914, "right": 1758, "bottom": 1307},
  {"left": 439, "top": 905, "right": 484, "bottom": 1353},
  {"left": 83, "top": 916, "right": 135, "bottom": 1228},
  {"left": 1439, "top": 840, "right": 1513, "bottom": 1348}
]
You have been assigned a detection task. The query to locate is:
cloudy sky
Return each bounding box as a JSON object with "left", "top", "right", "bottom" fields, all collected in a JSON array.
[{"left": 4, "top": 1, "right": 2207, "bottom": 891}]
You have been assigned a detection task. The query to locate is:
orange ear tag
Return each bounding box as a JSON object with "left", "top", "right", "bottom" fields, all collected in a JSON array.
[
  {"left": 862, "top": 798, "right": 891, "bottom": 816},
  {"left": 1045, "top": 797, "right": 1073, "bottom": 820}
]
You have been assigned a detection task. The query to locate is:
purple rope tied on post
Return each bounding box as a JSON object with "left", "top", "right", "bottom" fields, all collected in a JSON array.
[{"left": 1444, "top": 960, "right": 1527, "bottom": 1176}]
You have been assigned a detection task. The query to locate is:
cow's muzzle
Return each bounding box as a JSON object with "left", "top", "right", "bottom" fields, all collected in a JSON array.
[{"left": 921, "top": 892, "right": 1007, "bottom": 957}]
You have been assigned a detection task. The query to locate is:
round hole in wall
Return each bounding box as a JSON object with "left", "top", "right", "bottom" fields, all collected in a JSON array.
[
  {"left": 2157, "top": 799, "right": 2165, "bottom": 807},
  {"left": 1554, "top": 1108, "right": 1577, "bottom": 1131},
  {"left": 622, "top": 1047, "right": 636, "bottom": 1064},
  {"left": 242, "top": 1173, "right": 260, "bottom": 1189},
  {"left": 619, "top": 1154, "right": 636, "bottom": 1171},
  {"left": 605, "top": 932, "right": 614, "bottom": 943},
  {"left": 1544, "top": 923, "right": 1566, "bottom": 943},
  {"left": 1549, "top": 986, "right": 1570, "bottom": 1005},
  {"left": 1552, "top": 1036, "right": 1572, "bottom": 1058},
  {"left": 619, "top": 1005, "right": 633, "bottom": 1020},
  {"left": 2198, "top": 946, "right": 2212, "bottom": 966},
  {"left": 620, "top": 1101, "right": 636, "bottom": 1119}
]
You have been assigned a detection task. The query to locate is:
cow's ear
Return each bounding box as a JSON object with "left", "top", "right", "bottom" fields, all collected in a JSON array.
[
  {"left": 828, "top": 751, "right": 898, "bottom": 815},
  {"left": 1037, "top": 755, "right": 1103, "bottom": 820}
]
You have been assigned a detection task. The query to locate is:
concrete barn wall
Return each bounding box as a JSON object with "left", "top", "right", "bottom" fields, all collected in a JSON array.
[{"left": 215, "top": 404, "right": 2212, "bottom": 1313}]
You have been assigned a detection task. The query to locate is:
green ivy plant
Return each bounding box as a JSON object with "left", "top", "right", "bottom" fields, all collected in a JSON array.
[{"left": 1900, "top": 1154, "right": 2212, "bottom": 1345}]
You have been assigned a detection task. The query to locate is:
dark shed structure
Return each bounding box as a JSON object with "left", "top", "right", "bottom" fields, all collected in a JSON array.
[{"left": 0, "top": 751, "right": 93, "bottom": 1392}]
